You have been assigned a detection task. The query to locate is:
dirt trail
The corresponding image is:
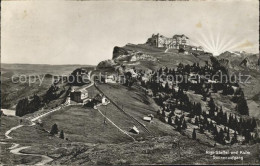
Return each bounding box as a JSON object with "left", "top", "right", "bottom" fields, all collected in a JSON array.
[{"left": 10, "top": 146, "right": 53, "bottom": 165}]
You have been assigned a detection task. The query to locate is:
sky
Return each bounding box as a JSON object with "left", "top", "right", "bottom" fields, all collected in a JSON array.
[{"left": 1, "top": 0, "right": 259, "bottom": 65}]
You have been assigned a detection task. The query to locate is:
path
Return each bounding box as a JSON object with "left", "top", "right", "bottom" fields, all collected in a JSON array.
[
  {"left": 10, "top": 146, "right": 53, "bottom": 165},
  {"left": 1, "top": 102, "right": 69, "bottom": 165}
]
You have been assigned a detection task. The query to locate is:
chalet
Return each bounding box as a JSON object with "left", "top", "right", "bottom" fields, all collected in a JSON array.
[
  {"left": 71, "top": 88, "right": 89, "bottom": 103},
  {"left": 129, "top": 126, "right": 139, "bottom": 134},
  {"left": 101, "top": 96, "right": 110, "bottom": 105},
  {"left": 143, "top": 116, "right": 152, "bottom": 122},
  {"left": 148, "top": 114, "right": 154, "bottom": 119}
]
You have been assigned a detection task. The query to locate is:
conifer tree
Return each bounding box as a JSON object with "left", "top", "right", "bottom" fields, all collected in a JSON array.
[
  {"left": 236, "top": 96, "right": 249, "bottom": 115},
  {"left": 182, "top": 119, "right": 187, "bottom": 129},
  {"left": 226, "top": 128, "right": 230, "bottom": 141},
  {"left": 192, "top": 129, "right": 196, "bottom": 140},
  {"left": 231, "top": 131, "right": 238, "bottom": 144},
  {"left": 175, "top": 116, "right": 179, "bottom": 125},
  {"left": 199, "top": 125, "right": 204, "bottom": 134},
  {"left": 59, "top": 130, "right": 64, "bottom": 139},
  {"left": 176, "top": 122, "right": 182, "bottom": 132},
  {"left": 50, "top": 123, "right": 58, "bottom": 135},
  {"left": 168, "top": 116, "right": 172, "bottom": 125}
]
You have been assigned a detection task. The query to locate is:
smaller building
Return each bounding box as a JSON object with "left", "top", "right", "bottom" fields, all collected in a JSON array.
[
  {"left": 143, "top": 116, "right": 152, "bottom": 122},
  {"left": 129, "top": 126, "right": 139, "bottom": 134},
  {"left": 71, "top": 88, "right": 89, "bottom": 103},
  {"left": 102, "top": 96, "right": 110, "bottom": 105},
  {"left": 105, "top": 75, "right": 116, "bottom": 84}
]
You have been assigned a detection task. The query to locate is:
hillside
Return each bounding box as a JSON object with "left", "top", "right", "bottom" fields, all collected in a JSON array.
[
  {"left": 1, "top": 64, "right": 95, "bottom": 109},
  {"left": 218, "top": 51, "right": 259, "bottom": 70},
  {"left": 1, "top": 36, "right": 260, "bottom": 165},
  {"left": 217, "top": 51, "right": 260, "bottom": 117}
]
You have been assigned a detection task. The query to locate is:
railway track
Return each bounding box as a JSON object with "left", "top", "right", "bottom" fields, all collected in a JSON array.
[{"left": 94, "top": 83, "right": 153, "bottom": 136}]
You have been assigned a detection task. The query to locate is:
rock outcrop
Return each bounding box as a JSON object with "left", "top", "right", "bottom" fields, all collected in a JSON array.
[
  {"left": 97, "top": 59, "right": 116, "bottom": 69},
  {"left": 239, "top": 54, "right": 259, "bottom": 70},
  {"left": 218, "top": 51, "right": 259, "bottom": 70},
  {"left": 112, "top": 46, "right": 129, "bottom": 59}
]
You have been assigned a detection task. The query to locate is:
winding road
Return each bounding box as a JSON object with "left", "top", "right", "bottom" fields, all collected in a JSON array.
[{"left": 1, "top": 106, "right": 65, "bottom": 165}]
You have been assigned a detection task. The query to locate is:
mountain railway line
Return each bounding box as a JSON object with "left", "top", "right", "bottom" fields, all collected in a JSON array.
[{"left": 94, "top": 83, "right": 153, "bottom": 136}]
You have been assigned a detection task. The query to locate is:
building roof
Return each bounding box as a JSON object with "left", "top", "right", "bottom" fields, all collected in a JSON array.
[
  {"left": 75, "top": 88, "right": 88, "bottom": 93},
  {"left": 173, "top": 34, "right": 189, "bottom": 39}
]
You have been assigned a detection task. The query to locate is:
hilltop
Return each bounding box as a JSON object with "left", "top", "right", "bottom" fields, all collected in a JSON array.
[{"left": 97, "top": 34, "right": 213, "bottom": 71}]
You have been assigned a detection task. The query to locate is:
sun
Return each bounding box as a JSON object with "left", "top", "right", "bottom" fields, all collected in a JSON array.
[
  {"left": 191, "top": 29, "right": 246, "bottom": 56},
  {"left": 213, "top": 51, "right": 220, "bottom": 56}
]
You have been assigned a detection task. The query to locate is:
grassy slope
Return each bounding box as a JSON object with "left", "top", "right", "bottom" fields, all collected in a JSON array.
[
  {"left": 41, "top": 105, "right": 133, "bottom": 144},
  {"left": 0, "top": 116, "right": 19, "bottom": 139},
  {"left": 97, "top": 83, "right": 210, "bottom": 138}
]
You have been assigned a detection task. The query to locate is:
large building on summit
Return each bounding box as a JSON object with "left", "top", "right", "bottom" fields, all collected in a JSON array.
[{"left": 146, "top": 33, "right": 190, "bottom": 49}]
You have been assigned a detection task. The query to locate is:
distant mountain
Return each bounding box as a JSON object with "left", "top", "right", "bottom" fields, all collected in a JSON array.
[{"left": 218, "top": 51, "right": 259, "bottom": 70}]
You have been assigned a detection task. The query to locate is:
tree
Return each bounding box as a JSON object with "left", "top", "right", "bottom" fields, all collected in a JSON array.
[
  {"left": 165, "top": 82, "right": 170, "bottom": 93},
  {"left": 236, "top": 96, "right": 249, "bottom": 115},
  {"left": 168, "top": 116, "right": 173, "bottom": 125},
  {"left": 192, "top": 129, "right": 196, "bottom": 140},
  {"left": 50, "top": 123, "right": 58, "bottom": 135},
  {"left": 16, "top": 94, "right": 42, "bottom": 117},
  {"left": 195, "top": 116, "right": 199, "bottom": 125},
  {"left": 182, "top": 119, "right": 187, "bottom": 129},
  {"left": 218, "top": 128, "right": 225, "bottom": 144},
  {"left": 244, "top": 129, "right": 251, "bottom": 143},
  {"left": 175, "top": 116, "right": 179, "bottom": 125},
  {"left": 16, "top": 98, "right": 29, "bottom": 116},
  {"left": 194, "top": 103, "right": 202, "bottom": 115},
  {"left": 59, "top": 130, "right": 64, "bottom": 139},
  {"left": 199, "top": 125, "right": 204, "bottom": 134},
  {"left": 176, "top": 122, "right": 182, "bottom": 132},
  {"left": 251, "top": 118, "right": 257, "bottom": 132},
  {"left": 212, "top": 125, "right": 218, "bottom": 136},
  {"left": 231, "top": 131, "right": 238, "bottom": 144},
  {"left": 226, "top": 128, "right": 230, "bottom": 141},
  {"left": 208, "top": 97, "right": 215, "bottom": 117}
]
